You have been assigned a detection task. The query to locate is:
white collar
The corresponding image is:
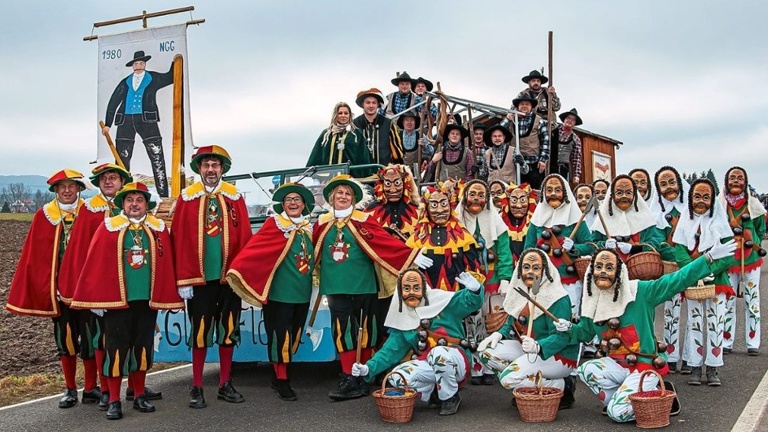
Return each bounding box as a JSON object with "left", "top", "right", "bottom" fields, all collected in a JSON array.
[
  {"left": 281, "top": 211, "right": 306, "bottom": 225},
  {"left": 672, "top": 201, "right": 732, "bottom": 252},
  {"left": 503, "top": 254, "right": 569, "bottom": 320},
  {"left": 580, "top": 265, "right": 638, "bottom": 323},
  {"left": 456, "top": 202, "right": 508, "bottom": 249},
  {"left": 384, "top": 287, "right": 455, "bottom": 331},
  {"left": 57, "top": 201, "right": 78, "bottom": 212},
  {"left": 333, "top": 206, "right": 353, "bottom": 219},
  {"left": 591, "top": 196, "right": 657, "bottom": 237}
]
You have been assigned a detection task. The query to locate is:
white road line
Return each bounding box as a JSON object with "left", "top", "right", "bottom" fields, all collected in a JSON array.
[
  {"left": 0, "top": 364, "right": 191, "bottom": 412},
  {"left": 732, "top": 364, "right": 768, "bottom": 431}
]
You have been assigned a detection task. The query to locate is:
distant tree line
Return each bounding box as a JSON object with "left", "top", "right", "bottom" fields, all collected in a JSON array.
[
  {"left": 681, "top": 169, "right": 720, "bottom": 195},
  {"left": 0, "top": 183, "right": 54, "bottom": 213}
]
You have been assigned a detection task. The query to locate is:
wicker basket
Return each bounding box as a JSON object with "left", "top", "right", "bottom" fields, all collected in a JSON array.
[
  {"left": 372, "top": 371, "right": 418, "bottom": 424},
  {"left": 574, "top": 256, "right": 591, "bottom": 279},
  {"left": 485, "top": 311, "right": 509, "bottom": 333},
  {"left": 513, "top": 371, "right": 563, "bottom": 423},
  {"left": 685, "top": 279, "right": 716, "bottom": 300},
  {"left": 662, "top": 261, "right": 678, "bottom": 275},
  {"left": 626, "top": 244, "right": 664, "bottom": 280},
  {"left": 628, "top": 370, "right": 676, "bottom": 429}
]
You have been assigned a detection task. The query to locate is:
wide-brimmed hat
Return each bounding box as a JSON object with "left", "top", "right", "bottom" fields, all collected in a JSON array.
[
  {"left": 355, "top": 88, "right": 385, "bottom": 108},
  {"left": 559, "top": 108, "right": 583, "bottom": 126},
  {"left": 191, "top": 145, "right": 232, "bottom": 174},
  {"left": 472, "top": 123, "right": 487, "bottom": 131},
  {"left": 413, "top": 77, "right": 433, "bottom": 92},
  {"left": 443, "top": 123, "right": 469, "bottom": 140},
  {"left": 126, "top": 50, "right": 152, "bottom": 67},
  {"left": 47, "top": 169, "right": 88, "bottom": 192},
  {"left": 114, "top": 182, "right": 157, "bottom": 210},
  {"left": 521, "top": 70, "right": 548, "bottom": 84},
  {"left": 272, "top": 182, "right": 315, "bottom": 216},
  {"left": 89, "top": 163, "right": 133, "bottom": 187},
  {"left": 483, "top": 124, "right": 513, "bottom": 146},
  {"left": 512, "top": 93, "right": 539, "bottom": 109},
  {"left": 397, "top": 111, "right": 421, "bottom": 129},
  {"left": 391, "top": 71, "right": 413, "bottom": 86},
  {"left": 323, "top": 174, "right": 364, "bottom": 203}
]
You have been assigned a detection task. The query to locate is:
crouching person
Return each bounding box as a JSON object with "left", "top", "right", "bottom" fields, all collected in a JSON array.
[
  {"left": 351, "top": 269, "right": 484, "bottom": 416},
  {"left": 71, "top": 182, "right": 183, "bottom": 420}
]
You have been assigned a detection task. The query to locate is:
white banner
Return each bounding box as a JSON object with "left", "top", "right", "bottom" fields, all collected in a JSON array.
[{"left": 97, "top": 24, "right": 193, "bottom": 197}]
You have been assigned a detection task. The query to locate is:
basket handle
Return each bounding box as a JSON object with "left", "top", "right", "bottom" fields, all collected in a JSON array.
[
  {"left": 381, "top": 370, "right": 411, "bottom": 394},
  {"left": 635, "top": 242, "right": 658, "bottom": 253},
  {"left": 637, "top": 369, "right": 665, "bottom": 397},
  {"left": 533, "top": 370, "right": 544, "bottom": 395}
]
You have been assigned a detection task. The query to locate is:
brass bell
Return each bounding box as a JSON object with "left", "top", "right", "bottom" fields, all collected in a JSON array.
[
  {"left": 437, "top": 338, "right": 447, "bottom": 346},
  {"left": 518, "top": 315, "right": 528, "bottom": 325},
  {"left": 553, "top": 248, "right": 563, "bottom": 257},
  {"left": 551, "top": 225, "right": 563, "bottom": 236},
  {"left": 745, "top": 240, "right": 754, "bottom": 248},
  {"left": 741, "top": 213, "right": 751, "bottom": 222},
  {"left": 541, "top": 230, "right": 552, "bottom": 240},
  {"left": 625, "top": 353, "right": 638, "bottom": 366},
  {"left": 607, "top": 318, "right": 621, "bottom": 330},
  {"left": 733, "top": 227, "right": 743, "bottom": 236},
  {"left": 417, "top": 340, "right": 428, "bottom": 351},
  {"left": 759, "top": 248, "right": 767, "bottom": 257},
  {"left": 599, "top": 340, "right": 610, "bottom": 352},
  {"left": 608, "top": 337, "right": 622, "bottom": 350},
  {"left": 420, "top": 318, "right": 432, "bottom": 329},
  {"left": 665, "top": 213, "right": 673, "bottom": 222},
  {"left": 652, "top": 356, "right": 667, "bottom": 369},
  {"left": 657, "top": 340, "right": 668, "bottom": 353},
  {"left": 540, "top": 244, "right": 551, "bottom": 253},
  {"left": 418, "top": 330, "right": 428, "bottom": 340},
  {"left": 487, "top": 250, "right": 497, "bottom": 263},
  {"left": 566, "top": 265, "right": 576, "bottom": 275}
]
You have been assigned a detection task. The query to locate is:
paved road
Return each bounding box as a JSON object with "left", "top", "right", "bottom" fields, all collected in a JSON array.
[{"left": 2, "top": 264, "right": 768, "bottom": 432}]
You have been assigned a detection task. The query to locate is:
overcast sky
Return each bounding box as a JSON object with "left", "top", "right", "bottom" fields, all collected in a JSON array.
[{"left": 2, "top": 1, "right": 767, "bottom": 191}]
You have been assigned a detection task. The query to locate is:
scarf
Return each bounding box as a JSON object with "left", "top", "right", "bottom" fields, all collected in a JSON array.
[
  {"left": 384, "top": 286, "right": 455, "bottom": 331},
  {"left": 590, "top": 195, "right": 657, "bottom": 237},
  {"left": 503, "top": 255, "right": 568, "bottom": 320},
  {"left": 456, "top": 201, "right": 508, "bottom": 249},
  {"left": 530, "top": 174, "right": 582, "bottom": 228},
  {"left": 672, "top": 200, "right": 732, "bottom": 252},
  {"left": 580, "top": 264, "right": 639, "bottom": 323}
]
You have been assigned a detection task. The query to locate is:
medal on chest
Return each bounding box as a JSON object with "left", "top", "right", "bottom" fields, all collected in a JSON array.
[
  {"left": 295, "top": 233, "right": 311, "bottom": 273},
  {"left": 125, "top": 228, "right": 147, "bottom": 269},
  {"left": 206, "top": 196, "right": 222, "bottom": 237},
  {"left": 329, "top": 227, "right": 350, "bottom": 263}
]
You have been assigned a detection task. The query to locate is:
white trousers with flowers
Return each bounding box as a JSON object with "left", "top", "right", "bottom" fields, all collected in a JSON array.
[
  {"left": 724, "top": 269, "right": 761, "bottom": 350},
  {"left": 682, "top": 293, "right": 726, "bottom": 367},
  {"left": 468, "top": 291, "right": 504, "bottom": 377},
  {"left": 478, "top": 340, "right": 573, "bottom": 391},
  {"left": 663, "top": 293, "right": 683, "bottom": 363},
  {"left": 388, "top": 346, "right": 467, "bottom": 402}
]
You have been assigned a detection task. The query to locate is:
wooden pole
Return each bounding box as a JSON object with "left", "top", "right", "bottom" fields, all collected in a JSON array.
[
  {"left": 98, "top": 121, "right": 127, "bottom": 171},
  {"left": 171, "top": 55, "right": 184, "bottom": 198},
  {"left": 546, "top": 31, "right": 554, "bottom": 176}
]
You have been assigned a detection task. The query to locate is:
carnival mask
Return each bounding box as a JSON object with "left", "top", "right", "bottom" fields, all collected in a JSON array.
[
  {"left": 592, "top": 251, "right": 618, "bottom": 290},
  {"left": 727, "top": 168, "right": 746, "bottom": 196},
  {"left": 490, "top": 182, "right": 506, "bottom": 209},
  {"left": 593, "top": 181, "right": 608, "bottom": 202},
  {"left": 464, "top": 183, "right": 487, "bottom": 215},
  {"left": 520, "top": 252, "right": 544, "bottom": 288},
  {"left": 544, "top": 177, "right": 565, "bottom": 209},
  {"left": 381, "top": 170, "right": 405, "bottom": 203},
  {"left": 657, "top": 169, "right": 680, "bottom": 202},
  {"left": 400, "top": 270, "right": 424, "bottom": 308},
  {"left": 509, "top": 188, "right": 529, "bottom": 219},
  {"left": 427, "top": 191, "right": 451, "bottom": 226},
  {"left": 612, "top": 178, "right": 635, "bottom": 212},
  {"left": 630, "top": 171, "right": 650, "bottom": 200},
  {"left": 575, "top": 186, "right": 592, "bottom": 212},
  {"left": 691, "top": 182, "right": 713, "bottom": 216}
]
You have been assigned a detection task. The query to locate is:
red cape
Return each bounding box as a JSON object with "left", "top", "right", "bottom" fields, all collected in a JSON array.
[
  {"left": 171, "top": 182, "right": 253, "bottom": 286},
  {"left": 70, "top": 215, "right": 183, "bottom": 310},
  {"left": 227, "top": 215, "right": 311, "bottom": 305}
]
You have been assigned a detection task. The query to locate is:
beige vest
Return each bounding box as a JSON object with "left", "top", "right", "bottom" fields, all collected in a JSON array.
[
  {"left": 485, "top": 146, "right": 518, "bottom": 184},
  {"left": 438, "top": 146, "right": 469, "bottom": 181},
  {"left": 513, "top": 115, "right": 543, "bottom": 158}
]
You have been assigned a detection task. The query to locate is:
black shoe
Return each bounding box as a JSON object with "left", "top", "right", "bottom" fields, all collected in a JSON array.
[
  {"left": 58, "top": 388, "right": 78, "bottom": 409},
  {"left": 470, "top": 376, "right": 483, "bottom": 386},
  {"left": 687, "top": 367, "right": 702, "bottom": 385},
  {"left": 668, "top": 362, "right": 678, "bottom": 374},
  {"left": 357, "top": 377, "right": 370, "bottom": 396},
  {"left": 133, "top": 395, "right": 156, "bottom": 412},
  {"left": 275, "top": 379, "right": 297, "bottom": 401},
  {"left": 723, "top": 347, "right": 732, "bottom": 355},
  {"left": 707, "top": 367, "right": 722, "bottom": 386},
  {"left": 748, "top": 348, "right": 760, "bottom": 356},
  {"left": 559, "top": 376, "right": 576, "bottom": 410},
  {"left": 481, "top": 374, "right": 496, "bottom": 386},
  {"left": 602, "top": 406, "right": 608, "bottom": 416},
  {"left": 82, "top": 387, "right": 101, "bottom": 404},
  {"left": 218, "top": 381, "right": 245, "bottom": 403},
  {"left": 328, "top": 374, "right": 365, "bottom": 401},
  {"left": 427, "top": 390, "right": 441, "bottom": 409},
  {"left": 99, "top": 391, "right": 110, "bottom": 411},
  {"left": 679, "top": 361, "right": 692, "bottom": 375},
  {"left": 439, "top": 392, "right": 462, "bottom": 416},
  {"left": 127, "top": 386, "right": 163, "bottom": 401},
  {"left": 106, "top": 401, "right": 123, "bottom": 420},
  {"left": 188, "top": 386, "right": 207, "bottom": 409}
]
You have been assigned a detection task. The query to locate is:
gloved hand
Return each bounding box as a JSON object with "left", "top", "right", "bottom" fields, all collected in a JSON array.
[
  {"left": 617, "top": 242, "right": 633, "bottom": 254},
  {"left": 178, "top": 286, "right": 194, "bottom": 300},
  {"left": 554, "top": 318, "right": 572, "bottom": 332},
  {"left": 413, "top": 249, "right": 434, "bottom": 269},
  {"left": 498, "top": 280, "right": 512, "bottom": 295},
  {"left": 521, "top": 336, "right": 540, "bottom": 354},
  {"left": 561, "top": 237, "right": 574, "bottom": 252},
  {"left": 351, "top": 362, "right": 369, "bottom": 377},
  {"left": 477, "top": 332, "right": 503, "bottom": 352},
  {"left": 456, "top": 271, "right": 482, "bottom": 292},
  {"left": 709, "top": 238, "right": 737, "bottom": 260},
  {"left": 91, "top": 309, "right": 105, "bottom": 317},
  {"left": 514, "top": 154, "right": 525, "bottom": 166},
  {"left": 604, "top": 238, "right": 617, "bottom": 249}
]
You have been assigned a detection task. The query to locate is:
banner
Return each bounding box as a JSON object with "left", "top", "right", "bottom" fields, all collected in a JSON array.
[{"left": 97, "top": 24, "right": 193, "bottom": 197}]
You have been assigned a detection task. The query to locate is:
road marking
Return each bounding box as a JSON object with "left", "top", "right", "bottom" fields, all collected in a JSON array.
[
  {"left": 732, "top": 364, "right": 768, "bottom": 431},
  {"left": 0, "top": 364, "right": 191, "bottom": 412}
]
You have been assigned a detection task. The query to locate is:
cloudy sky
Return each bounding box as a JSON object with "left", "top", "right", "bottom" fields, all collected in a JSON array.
[{"left": 2, "top": 1, "right": 767, "bottom": 191}]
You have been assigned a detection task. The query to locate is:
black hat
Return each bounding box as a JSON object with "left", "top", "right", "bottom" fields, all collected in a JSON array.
[
  {"left": 444, "top": 123, "right": 469, "bottom": 140},
  {"left": 512, "top": 93, "right": 539, "bottom": 109},
  {"left": 397, "top": 111, "right": 421, "bottom": 129},
  {"left": 521, "top": 70, "right": 548, "bottom": 85},
  {"left": 559, "top": 108, "right": 583, "bottom": 126},
  {"left": 472, "top": 123, "right": 487, "bottom": 131},
  {"left": 391, "top": 71, "right": 414, "bottom": 86},
  {"left": 483, "top": 124, "right": 513, "bottom": 146},
  {"left": 126, "top": 50, "right": 152, "bottom": 67},
  {"left": 413, "top": 77, "right": 434, "bottom": 92}
]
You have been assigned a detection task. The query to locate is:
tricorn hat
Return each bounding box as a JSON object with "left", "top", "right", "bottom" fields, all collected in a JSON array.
[
  {"left": 559, "top": 108, "right": 583, "bottom": 126},
  {"left": 483, "top": 124, "right": 513, "bottom": 146},
  {"left": 512, "top": 93, "right": 539, "bottom": 109},
  {"left": 355, "top": 88, "right": 385, "bottom": 108},
  {"left": 391, "top": 71, "right": 414, "bottom": 86},
  {"left": 521, "top": 70, "right": 548, "bottom": 85},
  {"left": 413, "top": 77, "right": 434, "bottom": 92},
  {"left": 126, "top": 50, "right": 152, "bottom": 67},
  {"left": 272, "top": 182, "right": 315, "bottom": 216}
]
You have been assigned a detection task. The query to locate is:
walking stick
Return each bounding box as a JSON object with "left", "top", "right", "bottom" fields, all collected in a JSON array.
[
  {"left": 355, "top": 310, "right": 364, "bottom": 364},
  {"left": 546, "top": 31, "right": 554, "bottom": 177},
  {"left": 569, "top": 196, "right": 598, "bottom": 240},
  {"left": 99, "top": 121, "right": 128, "bottom": 171}
]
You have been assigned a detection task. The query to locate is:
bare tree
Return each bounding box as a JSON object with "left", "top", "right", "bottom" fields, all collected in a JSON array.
[
  {"left": 1, "top": 183, "right": 29, "bottom": 206},
  {"left": 31, "top": 189, "right": 54, "bottom": 211}
]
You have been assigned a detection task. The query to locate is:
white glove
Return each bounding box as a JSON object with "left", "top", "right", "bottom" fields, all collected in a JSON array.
[
  {"left": 521, "top": 336, "right": 540, "bottom": 354},
  {"left": 561, "top": 237, "right": 574, "bottom": 252},
  {"left": 91, "top": 309, "right": 105, "bottom": 317},
  {"left": 617, "top": 242, "right": 633, "bottom": 254},
  {"left": 351, "top": 362, "right": 369, "bottom": 377},
  {"left": 604, "top": 238, "right": 617, "bottom": 249},
  {"left": 554, "top": 318, "right": 572, "bottom": 332},
  {"left": 178, "top": 286, "right": 194, "bottom": 300},
  {"left": 456, "top": 271, "right": 482, "bottom": 292},
  {"left": 413, "top": 249, "right": 434, "bottom": 269},
  {"left": 709, "top": 238, "right": 737, "bottom": 261},
  {"left": 498, "top": 280, "right": 512, "bottom": 295},
  {"left": 477, "top": 332, "right": 503, "bottom": 352}
]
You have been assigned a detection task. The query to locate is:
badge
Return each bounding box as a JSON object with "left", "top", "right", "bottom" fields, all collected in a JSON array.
[
  {"left": 330, "top": 241, "right": 349, "bottom": 263},
  {"left": 125, "top": 244, "right": 146, "bottom": 269},
  {"left": 295, "top": 251, "right": 310, "bottom": 274}
]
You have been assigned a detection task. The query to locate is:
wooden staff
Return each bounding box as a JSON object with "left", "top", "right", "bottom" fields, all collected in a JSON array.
[
  {"left": 171, "top": 54, "right": 184, "bottom": 198},
  {"left": 514, "top": 287, "right": 559, "bottom": 322},
  {"left": 99, "top": 121, "right": 127, "bottom": 170},
  {"left": 433, "top": 82, "right": 447, "bottom": 181},
  {"left": 569, "top": 196, "right": 597, "bottom": 240},
  {"left": 596, "top": 206, "right": 612, "bottom": 239},
  {"left": 306, "top": 291, "right": 323, "bottom": 329},
  {"left": 546, "top": 31, "right": 554, "bottom": 176},
  {"left": 355, "top": 311, "right": 364, "bottom": 363}
]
